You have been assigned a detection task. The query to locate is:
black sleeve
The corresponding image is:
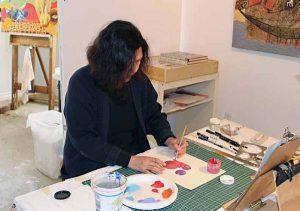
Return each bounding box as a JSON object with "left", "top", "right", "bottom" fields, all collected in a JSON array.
[
  {"left": 64, "top": 74, "right": 132, "bottom": 167},
  {"left": 143, "top": 75, "right": 176, "bottom": 145}
]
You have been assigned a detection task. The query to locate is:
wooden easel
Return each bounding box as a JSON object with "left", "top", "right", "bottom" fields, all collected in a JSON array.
[
  {"left": 9, "top": 32, "right": 56, "bottom": 110},
  {"left": 225, "top": 138, "right": 300, "bottom": 211}
]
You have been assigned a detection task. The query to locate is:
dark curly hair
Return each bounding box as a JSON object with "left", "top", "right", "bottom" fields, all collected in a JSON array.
[{"left": 87, "top": 20, "right": 149, "bottom": 93}]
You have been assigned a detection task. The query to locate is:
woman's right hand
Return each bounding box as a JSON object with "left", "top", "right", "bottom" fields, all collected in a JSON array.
[{"left": 128, "top": 156, "right": 166, "bottom": 174}]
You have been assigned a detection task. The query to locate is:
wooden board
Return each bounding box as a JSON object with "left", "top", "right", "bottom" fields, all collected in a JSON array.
[
  {"left": 277, "top": 173, "right": 300, "bottom": 211},
  {"left": 258, "top": 138, "right": 300, "bottom": 177},
  {"left": 226, "top": 138, "right": 300, "bottom": 211},
  {"left": 147, "top": 57, "right": 218, "bottom": 82},
  {"left": 225, "top": 170, "right": 276, "bottom": 211}
]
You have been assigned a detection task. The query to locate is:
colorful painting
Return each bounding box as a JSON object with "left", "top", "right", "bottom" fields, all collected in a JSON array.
[
  {"left": 232, "top": 0, "right": 300, "bottom": 57},
  {"left": 149, "top": 147, "right": 225, "bottom": 190},
  {"left": 0, "top": 0, "right": 58, "bottom": 35}
]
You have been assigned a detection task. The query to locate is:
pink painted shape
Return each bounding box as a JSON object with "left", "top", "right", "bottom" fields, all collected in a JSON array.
[
  {"left": 2, "top": 9, "right": 7, "bottom": 19},
  {"left": 151, "top": 180, "right": 164, "bottom": 188}
]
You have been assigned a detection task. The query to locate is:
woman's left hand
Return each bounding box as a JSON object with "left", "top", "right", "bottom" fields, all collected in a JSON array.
[{"left": 164, "top": 137, "right": 188, "bottom": 157}]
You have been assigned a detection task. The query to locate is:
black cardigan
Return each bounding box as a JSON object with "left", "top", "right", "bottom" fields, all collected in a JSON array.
[{"left": 61, "top": 65, "right": 174, "bottom": 179}]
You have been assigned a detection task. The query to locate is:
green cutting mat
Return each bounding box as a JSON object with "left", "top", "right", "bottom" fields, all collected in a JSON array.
[{"left": 118, "top": 142, "right": 255, "bottom": 211}]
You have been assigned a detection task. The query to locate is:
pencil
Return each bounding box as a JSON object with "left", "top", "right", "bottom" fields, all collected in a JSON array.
[{"left": 175, "top": 125, "right": 187, "bottom": 160}]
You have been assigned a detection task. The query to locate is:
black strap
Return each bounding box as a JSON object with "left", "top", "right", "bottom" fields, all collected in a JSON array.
[{"left": 275, "top": 161, "right": 300, "bottom": 186}]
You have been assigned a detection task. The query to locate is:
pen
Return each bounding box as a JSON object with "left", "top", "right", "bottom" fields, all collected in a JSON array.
[
  {"left": 198, "top": 131, "right": 238, "bottom": 153},
  {"left": 197, "top": 132, "right": 209, "bottom": 140},
  {"left": 197, "top": 132, "right": 224, "bottom": 149},
  {"left": 206, "top": 129, "right": 246, "bottom": 148},
  {"left": 175, "top": 126, "right": 187, "bottom": 160}
]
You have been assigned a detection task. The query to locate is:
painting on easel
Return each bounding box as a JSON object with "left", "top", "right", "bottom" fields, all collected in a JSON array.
[
  {"left": 0, "top": 0, "right": 58, "bottom": 35},
  {"left": 232, "top": 0, "right": 300, "bottom": 57}
]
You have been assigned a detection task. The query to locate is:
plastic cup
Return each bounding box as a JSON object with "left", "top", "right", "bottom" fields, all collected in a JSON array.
[
  {"left": 91, "top": 172, "right": 127, "bottom": 211},
  {"left": 207, "top": 158, "right": 221, "bottom": 174}
]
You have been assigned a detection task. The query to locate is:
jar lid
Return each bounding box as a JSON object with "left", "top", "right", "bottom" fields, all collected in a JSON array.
[
  {"left": 54, "top": 190, "right": 71, "bottom": 200},
  {"left": 210, "top": 118, "right": 221, "bottom": 125},
  {"left": 220, "top": 175, "right": 235, "bottom": 185}
]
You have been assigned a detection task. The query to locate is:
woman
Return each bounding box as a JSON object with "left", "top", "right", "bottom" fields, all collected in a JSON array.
[{"left": 61, "top": 20, "right": 188, "bottom": 179}]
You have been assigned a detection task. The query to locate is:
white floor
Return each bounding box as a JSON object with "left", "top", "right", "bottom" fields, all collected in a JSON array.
[{"left": 0, "top": 103, "right": 61, "bottom": 210}]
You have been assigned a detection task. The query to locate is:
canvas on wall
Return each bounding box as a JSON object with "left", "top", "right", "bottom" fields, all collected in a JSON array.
[
  {"left": 0, "top": 0, "right": 57, "bottom": 35},
  {"left": 232, "top": 0, "right": 300, "bottom": 57}
]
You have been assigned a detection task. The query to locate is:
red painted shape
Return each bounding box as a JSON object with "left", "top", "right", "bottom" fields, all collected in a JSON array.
[
  {"left": 51, "top": 1, "right": 57, "bottom": 10},
  {"left": 152, "top": 189, "right": 159, "bottom": 193},
  {"left": 165, "top": 160, "right": 191, "bottom": 170},
  {"left": 165, "top": 160, "right": 181, "bottom": 169},
  {"left": 151, "top": 180, "right": 164, "bottom": 188},
  {"left": 22, "top": 3, "right": 39, "bottom": 22},
  {"left": 264, "top": 0, "right": 276, "bottom": 10},
  {"left": 248, "top": 0, "right": 262, "bottom": 7}
]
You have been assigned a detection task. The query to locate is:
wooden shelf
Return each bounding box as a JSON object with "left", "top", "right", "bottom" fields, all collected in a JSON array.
[
  {"left": 164, "top": 97, "right": 213, "bottom": 114},
  {"left": 148, "top": 58, "right": 219, "bottom": 136}
]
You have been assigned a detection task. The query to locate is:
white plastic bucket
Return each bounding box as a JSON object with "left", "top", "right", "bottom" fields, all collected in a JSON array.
[
  {"left": 27, "top": 110, "right": 63, "bottom": 179},
  {"left": 91, "top": 172, "right": 127, "bottom": 211}
]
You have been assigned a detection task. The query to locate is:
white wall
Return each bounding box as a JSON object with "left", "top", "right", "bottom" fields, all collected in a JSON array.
[
  {"left": 59, "top": 0, "right": 182, "bottom": 94},
  {"left": 181, "top": 0, "right": 300, "bottom": 138}
]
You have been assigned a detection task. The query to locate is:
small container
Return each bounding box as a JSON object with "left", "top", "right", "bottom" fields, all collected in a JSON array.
[
  {"left": 209, "top": 118, "right": 221, "bottom": 131},
  {"left": 92, "top": 172, "right": 127, "bottom": 211},
  {"left": 207, "top": 158, "right": 221, "bottom": 174}
]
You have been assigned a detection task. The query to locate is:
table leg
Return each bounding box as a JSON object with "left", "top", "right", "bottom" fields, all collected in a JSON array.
[{"left": 49, "top": 36, "right": 56, "bottom": 110}]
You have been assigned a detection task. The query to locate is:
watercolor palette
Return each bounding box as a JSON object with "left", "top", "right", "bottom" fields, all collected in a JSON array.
[{"left": 123, "top": 174, "right": 178, "bottom": 210}]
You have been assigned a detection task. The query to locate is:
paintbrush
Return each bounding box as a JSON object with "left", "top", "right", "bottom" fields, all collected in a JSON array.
[{"left": 175, "top": 126, "right": 187, "bottom": 160}]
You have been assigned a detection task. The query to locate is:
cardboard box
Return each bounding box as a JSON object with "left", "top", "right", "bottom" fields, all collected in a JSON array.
[{"left": 147, "top": 57, "right": 218, "bottom": 82}]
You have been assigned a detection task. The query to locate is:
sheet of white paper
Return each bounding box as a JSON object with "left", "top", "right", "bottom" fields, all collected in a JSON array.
[{"left": 147, "top": 147, "right": 225, "bottom": 190}]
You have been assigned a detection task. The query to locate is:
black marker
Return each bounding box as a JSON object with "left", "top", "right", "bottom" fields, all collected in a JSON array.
[
  {"left": 197, "top": 132, "right": 209, "bottom": 140},
  {"left": 197, "top": 132, "right": 223, "bottom": 149},
  {"left": 206, "top": 129, "right": 246, "bottom": 148}
]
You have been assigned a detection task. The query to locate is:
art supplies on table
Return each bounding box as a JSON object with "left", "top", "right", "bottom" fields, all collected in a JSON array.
[{"left": 186, "top": 119, "right": 278, "bottom": 168}]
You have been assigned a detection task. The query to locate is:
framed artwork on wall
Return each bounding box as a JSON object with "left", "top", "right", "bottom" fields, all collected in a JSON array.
[
  {"left": 0, "top": 0, "right": 57, "bottom": 35},
  {"left": 232, "top": 0, "right": 300, "bottom": 57}
]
